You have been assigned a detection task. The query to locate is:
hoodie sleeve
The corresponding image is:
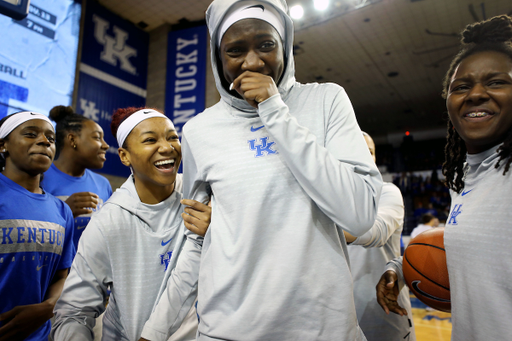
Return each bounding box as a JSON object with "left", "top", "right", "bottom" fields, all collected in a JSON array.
[
  {"left": 351, "top": 183, "right": 404, "bottom": 247},
  {"left": 385, "top": 256, "right": 406, "bottom": 292},
  {"left": 257, "top": 86, "right": 382, "bottom": 236},
  {"left": 141, "top": 134, "right": 205, "bottom": 341},
  {"left": 51, "top": 218, "right": 112, "bottom": 341}
]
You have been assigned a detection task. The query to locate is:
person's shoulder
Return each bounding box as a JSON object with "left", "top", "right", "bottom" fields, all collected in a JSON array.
[
  {"left": 183, "top": 102, "right": 225, "bottom": 132},
  {"left": 295, "top": 81, "right": 344, "bottom": 92},
  {"left": 85, "top": 169, "right": 107, "bottom": 181},
  {"left": 0, "top": 174, "right": 10, "bottom": 191},
  {"left": 45, "top": 192, "right": 66, "bottom": 208},
  {"left": 85, "top": 169, "right": 111, "bottom": 186},
  {"left": 383, "top": 182, "right": 402, "bottom": 195},
  {"left": 40, "top": 164, "right": 61, "bottom": 187},
  {"left": 380, "top": 182, "right": 404, "bottom": 208},
  {"left": 46, "top": 193, "right": 74, "bottom": 223},
  {"left": 87, "top": 200, "right": 127, "bottom": 233},
  {"left": 84, "top": 170, "right": 112, "bottom": 195},
  {"left": 99, "top": 186, "right": 141, "bottom": 222},
  {"left": 291, "top": 82, "right": 348, "bottom": 105}
]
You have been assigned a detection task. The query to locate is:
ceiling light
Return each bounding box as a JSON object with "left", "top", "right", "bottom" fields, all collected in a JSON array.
[
  {"left": 290, "top": 5, "right": 304, "bottom": 19},
  {"left": 314, "top": 0, "right": 329, "bottom": 11}
]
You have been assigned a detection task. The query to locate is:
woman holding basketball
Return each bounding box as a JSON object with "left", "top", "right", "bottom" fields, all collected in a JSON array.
[
  {"left": 51, "top": 107, "right": 210, "bottom": 341},
  {"left": 0, "top": 112, "right": 75, "bottom": 340},
  {"left": 377, "top": 15, "right": 512, "bottom": 340}
]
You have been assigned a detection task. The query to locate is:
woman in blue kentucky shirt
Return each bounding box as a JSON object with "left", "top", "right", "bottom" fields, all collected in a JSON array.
[{"left": 0, "top": 111, "right": 74, "bottom": 340}]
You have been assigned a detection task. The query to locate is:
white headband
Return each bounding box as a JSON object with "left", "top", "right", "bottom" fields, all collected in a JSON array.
[
  {"left": 218, "top": 1, "right": 285, "bottom": 46},
  {"left": 0, "top": 111, "right": 53, "bottom": 139},
  {"left": 116, "top": 109, "right": 168, "bottom": 148}
]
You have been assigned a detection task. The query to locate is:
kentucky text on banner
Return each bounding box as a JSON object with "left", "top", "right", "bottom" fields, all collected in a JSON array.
[{"left": 166, "top": 25, "right": 208, "bottom": 136}]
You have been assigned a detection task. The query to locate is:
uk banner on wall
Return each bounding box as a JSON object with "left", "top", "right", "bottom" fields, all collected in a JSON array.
[
  {"left": 166, "top": 25, "right": 208, "bottom": 136},
  {"left": 76, "top": 0, "right": 148, "bottom": 177}
]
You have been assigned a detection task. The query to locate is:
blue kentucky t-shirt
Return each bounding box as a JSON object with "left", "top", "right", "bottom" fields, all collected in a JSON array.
[
  {"left": 41, "top": 164, "right": 112, "bottom": 248},
  {"left": 0, "top": 172, "right": 74, "bottom": 340}
]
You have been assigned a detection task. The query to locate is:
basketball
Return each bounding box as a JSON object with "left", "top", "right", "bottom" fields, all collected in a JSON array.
[{"left": 403, "top": 227, "right": 451, "bottom": 312}]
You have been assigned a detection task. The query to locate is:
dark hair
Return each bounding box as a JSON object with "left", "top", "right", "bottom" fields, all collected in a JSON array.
[
  {"left": 420, "top": 213, "right": 436, "bottom": 225},
  {"left": 442, "top": 15, "right": 512, "bottom": 193},
  {"left": 49, "top": 105, "right": 91, "bottom": 158},
  {"left": 110, "top": 107, "right": 147, "bottom": 149}
]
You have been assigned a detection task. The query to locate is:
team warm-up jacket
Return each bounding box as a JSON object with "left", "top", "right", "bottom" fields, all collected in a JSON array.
[
  {"left": 140, "top": 0, "right": 383, "bottom": 340},
  {"left": 51, "top": 175, "right": 197, "bottom": 341},
  {"left": 348, "top": 182, "right": 415, "bottom": 341},
  {"left": 387, "top": 144, "right": 512, "bottom": 341}
]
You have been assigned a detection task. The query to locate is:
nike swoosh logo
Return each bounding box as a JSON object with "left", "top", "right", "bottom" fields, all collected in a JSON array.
[
  {"left": 461, "top": 189, "right": 472, "bottom": 196},
  {"left": 411, "top": 281, "right": 450, "bottom": 302},
  {"left": 143, "top": 110, "right": 152, "bottom": 114},
  {"left": 36, "top": 264, "right": 47, "bottom": 271},
  {"left": 77, "top": 225, "right": 87, "bottom": 230},
  {"left": 30, "top": 112, "right": 36, "bottom": 115},
  {"left": 161, "top": 238, "right": 173, "bottom": 246},
  {"left": 244, "top": 4, "right": 264, "bottom": 11},
  {"left": 250, "top": 125, "right": 264, "bottom": 132}
]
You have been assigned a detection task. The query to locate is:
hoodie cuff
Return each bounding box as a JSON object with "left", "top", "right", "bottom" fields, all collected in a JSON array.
[
  {"left": 385, "top": 258, "right": 405, "bottom": 292},
  {"left": 257, "top": 93, "right": 285, "bottom": 117}
]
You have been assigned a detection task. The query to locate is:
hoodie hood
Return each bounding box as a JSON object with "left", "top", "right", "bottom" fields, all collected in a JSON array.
[
  {"left": 206, "top": 0, "right": 296, "bottom": 113},
  {"left": 106, "top": 175, "right": 183, "bottom": 233}
]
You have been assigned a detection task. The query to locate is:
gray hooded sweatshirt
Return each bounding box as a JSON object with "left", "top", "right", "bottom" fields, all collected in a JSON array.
[
  {"left": 141, "top": 0, "right": 382, "bottom": 340},
  {"left": 51, "top": 175, "right": 197, "bottom": 341}
]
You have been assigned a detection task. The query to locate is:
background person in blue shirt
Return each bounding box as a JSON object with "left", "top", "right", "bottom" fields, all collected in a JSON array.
[{"left": 42, "top": 105, "right": 112, "bottom": 249}]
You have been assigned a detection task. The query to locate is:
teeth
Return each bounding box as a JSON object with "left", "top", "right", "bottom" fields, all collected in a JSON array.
[
  {"left": 467, "top": 112, "right": 489, "bottom": 118},
  {"left": 155, "top": 159, "right": 175, "bottom": 166}
]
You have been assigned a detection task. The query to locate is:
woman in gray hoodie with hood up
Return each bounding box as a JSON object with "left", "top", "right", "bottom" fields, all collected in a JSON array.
[{"left": 140, "top": 1, "right": 382, "bottom": 340}]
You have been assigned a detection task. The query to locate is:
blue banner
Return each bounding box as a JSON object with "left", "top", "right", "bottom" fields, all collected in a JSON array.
[
  {"left": 0, "top": 0, "right": 80, "bottom": 119},
  {"left": 81, "top": 0, "right": 148, "bottom": 89},
  {"left": 77, "top": 1, "right": 149, "bottom": 177},
  {"left": 166, "top": 25, "right": 207, "bottom": 135}
]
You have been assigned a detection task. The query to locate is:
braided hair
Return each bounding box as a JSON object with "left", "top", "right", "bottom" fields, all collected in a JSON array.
[
  {"left": 442, "top": 15, "right": 512, "bottom": 193},
  {"left": 49, "top": 105, "right": 91, "bottom": 159}
]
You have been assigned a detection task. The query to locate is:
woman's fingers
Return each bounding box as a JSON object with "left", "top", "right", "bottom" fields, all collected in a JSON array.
[
  {"left": 181, "top": 199, "right": 212, "bottom": 237},
  {"left": 376, "top": 270, "right": 407, "bottom": 316},
  {"left": 232, "top": 71, "right": 279, "bottom": 107},
  {"left": 182, "top": 213, "right": 208, "bottom": 236}
]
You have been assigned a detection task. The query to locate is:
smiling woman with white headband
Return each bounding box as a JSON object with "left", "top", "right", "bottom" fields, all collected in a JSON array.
[
  {"left": 0, "top": 111, "right": 75, "bottom": 341},
  {"left": 51, "top": 107, "right": 211, "bottom": 341}
]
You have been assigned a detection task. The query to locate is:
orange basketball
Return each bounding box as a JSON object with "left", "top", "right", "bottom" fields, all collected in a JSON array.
[{"left": 403, "top": 227, "right": 451, "bottom": 312}]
